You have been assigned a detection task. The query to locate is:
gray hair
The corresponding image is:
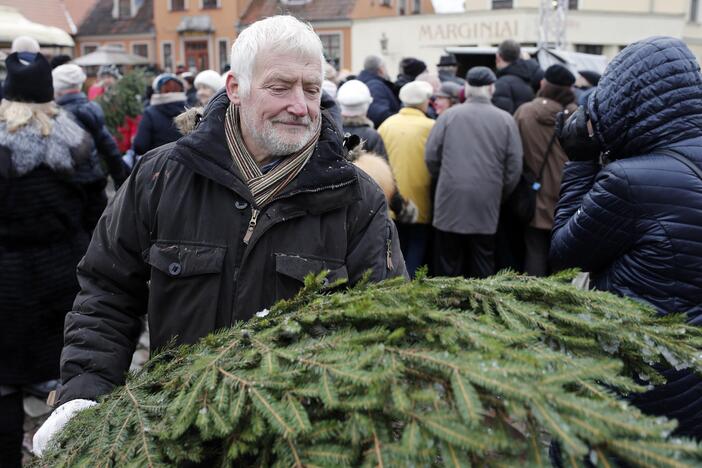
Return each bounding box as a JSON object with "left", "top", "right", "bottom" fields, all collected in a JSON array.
[
  {"left": 466, "top": 85, "right": 494, "bottom": 99},
  {"left": 230, "top": 16, "right": 325, "bottom": 97},
  {"left": 363, "top": 55, "right": 384, "bottom": 73}
]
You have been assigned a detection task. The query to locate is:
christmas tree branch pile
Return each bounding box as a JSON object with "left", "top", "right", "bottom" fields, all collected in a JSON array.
[{"left": 37, "top": 271, "right": 702, "bottom": 467}]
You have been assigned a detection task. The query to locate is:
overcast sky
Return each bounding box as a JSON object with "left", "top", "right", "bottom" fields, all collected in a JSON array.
[{"left": 431, "top": 0, "right": 466, "bottom": 13}]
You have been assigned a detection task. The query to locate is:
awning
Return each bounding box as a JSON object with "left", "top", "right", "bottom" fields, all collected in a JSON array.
[
  {"left": 177, "top": 15, "right": 214, "bottom": 33},
  {"left": 72, "top": 45, "right": 150, "bottom": 66},
  {"left": 0, "top": 6, "right": 74, "bottom": 48}
]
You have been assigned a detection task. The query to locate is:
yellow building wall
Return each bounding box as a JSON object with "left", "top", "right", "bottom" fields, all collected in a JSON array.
[{"left": 153, "top": 0, "right": 240, "bottom": 71}]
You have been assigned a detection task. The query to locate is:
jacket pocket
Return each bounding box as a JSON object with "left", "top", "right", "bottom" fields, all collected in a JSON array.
[
  {"left": 274, "top": 253, "right": 348, "bottom": 297},
  {"left": 144, "top": 242, "right": 227, "bottom": 349}
]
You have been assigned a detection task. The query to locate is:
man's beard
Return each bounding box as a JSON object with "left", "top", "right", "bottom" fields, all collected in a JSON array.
[{"left": 240, "top": 107, "right": 318, "bottom": 156}]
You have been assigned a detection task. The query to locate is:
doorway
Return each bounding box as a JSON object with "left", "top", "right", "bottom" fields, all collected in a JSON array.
[{"left": 184, "top": 40, "right": 208, "bottom": 72}]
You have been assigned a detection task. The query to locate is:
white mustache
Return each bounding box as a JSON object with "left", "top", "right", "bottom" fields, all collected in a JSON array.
[{"left": 271, "top": 115, "right": 312, "bottom": 125}]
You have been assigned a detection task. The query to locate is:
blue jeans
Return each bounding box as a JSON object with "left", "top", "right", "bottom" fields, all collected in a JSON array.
[{"left": 396, "top": 223, "right": 430, "bottom": 279}]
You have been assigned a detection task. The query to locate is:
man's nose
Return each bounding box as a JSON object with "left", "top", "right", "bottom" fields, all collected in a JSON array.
[{"left": 287, "top": 87, "right": 308, "bottom": 117}]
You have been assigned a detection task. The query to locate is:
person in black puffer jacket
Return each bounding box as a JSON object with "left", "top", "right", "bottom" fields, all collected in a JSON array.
[
  {"left": 133, "top": 73, "right": 187, "bottom": 155},
  {"left": 0, "top": 52, "right": 103, "bottom": 467},
  {"left": 551, "top": 36, "right": 702, "bottom": 439},
  {"left": 52, "top": 63, "right": 129, "bottom": 188},
  {"left": 492, "top": 39, "right": 539, "bottom": 115}
]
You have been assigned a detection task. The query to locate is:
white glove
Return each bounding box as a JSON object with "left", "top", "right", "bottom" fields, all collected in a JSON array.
[{"left": 32, "top": 399, "right": 97, "bottom": 457}]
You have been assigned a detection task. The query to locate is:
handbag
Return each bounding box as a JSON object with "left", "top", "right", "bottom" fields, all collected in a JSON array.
[{"left": 506, "top": 130, "right": 558, "bottom": 224}]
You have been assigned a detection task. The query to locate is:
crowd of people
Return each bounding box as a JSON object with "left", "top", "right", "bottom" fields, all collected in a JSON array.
[{"left": 1, "top": 16, "right": 702, "bottom": 466}]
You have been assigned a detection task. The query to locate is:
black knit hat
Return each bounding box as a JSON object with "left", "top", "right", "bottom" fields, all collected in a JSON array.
[
  {"left": 3, "top": 52, "right": 54, "bottom": 103},
  {"left": 401, "top": 58, "right": 427, "bottom": 79},
  {"left": 544, "top": 64, "right": 575, "bottom": 87}
]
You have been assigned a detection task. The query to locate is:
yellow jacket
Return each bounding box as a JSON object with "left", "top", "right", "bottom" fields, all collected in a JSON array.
[{"left": 378, "top": 107, "right": 435, "bottom": 224}]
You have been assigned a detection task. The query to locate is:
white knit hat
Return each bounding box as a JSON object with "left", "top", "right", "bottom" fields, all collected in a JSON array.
[
  {"left": 337, "top": 79, "right": 373, "bottom": 117},
  {"left": 399, "top": 80, "right": 433, "bottom": 106},
  {"left": 194, "top": 70, "right": 224, "bottom": 91},
  {"left": 11, "top": 36, "right": 40, "bottom": 54},
  {"left": 52, "top": 64, "right": 87, "bottom": 91}
]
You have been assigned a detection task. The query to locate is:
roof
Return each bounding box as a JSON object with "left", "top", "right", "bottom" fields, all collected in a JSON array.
[
  {"left": 0, "top": 6, "right": 74, "bottom": 47},
  {"left": 64, "top": 0, "right": 101, "bottom": 32},
  {"left": 0, "top": 0, "right": 83, "bottom": 34},
  {"left": 77, "top": 0, "right": 153, "bottom": 36},
  {"left": 240, "top": 0, "right": 356, "bottom": 26}
]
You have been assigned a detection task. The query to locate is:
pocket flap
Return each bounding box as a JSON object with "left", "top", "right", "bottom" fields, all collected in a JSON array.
[
  {"left": 146, "top": 243, "right": 226, "bottom": 278},
  {"left": 275, "top": 253, "right": 348, "bottom": 284}
]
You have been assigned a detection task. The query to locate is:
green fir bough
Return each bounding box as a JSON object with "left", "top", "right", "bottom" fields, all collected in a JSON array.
[{"left": 37, "top": 271, "right": 702, "bottom": 467}]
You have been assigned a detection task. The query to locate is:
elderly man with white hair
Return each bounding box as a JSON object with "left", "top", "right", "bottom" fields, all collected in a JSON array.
[
  {"left": 32, "top": 15, "right": 406, "bottom": 456},
  {"left": 52, "top": 63, "right": 129, "bottom": 188},
  {"left": 425, "top": 66, "right": 523, "bottom": 278}
]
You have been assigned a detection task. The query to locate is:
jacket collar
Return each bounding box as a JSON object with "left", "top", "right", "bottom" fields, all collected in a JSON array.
[
  {"left": 465, "top": 95, "right": 491, "bottom": 105},
  {"left": 399, "top": 107, "right": 426, "bottom": 117},
  {"left": 56, "top": 92, "right": 88, "bottom": 106},
  {"left": 175, "top": 90, "right": 359, "bottom": 211}
]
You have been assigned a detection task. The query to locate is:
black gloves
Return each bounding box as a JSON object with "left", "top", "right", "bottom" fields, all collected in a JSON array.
[{"left": 555, "top": 106, "right": 602, "bottom": 162}]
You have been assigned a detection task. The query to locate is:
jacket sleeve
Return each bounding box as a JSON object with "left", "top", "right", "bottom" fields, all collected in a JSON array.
[
  {"left": 550, "top": 161, "right": 637, "bottom": 273},
  {"left": 346, "top": 171, "right": 408, "bottom": 284},
  {"left": 492, "top": 78, "right": 515, "bottom": 114},
  {"left": 502, "top": 118, "right": 523, "bottom": 198},
  {"left": 58, "top": 155, "right": 155, "bottom": 405},
  {"left": 132, "top": 111, "right": 153, "bottom": 156},
  {"left": 367, "top": 84, "right": 397, "bottom": 128},
  {"left": 424, "top": 116, "right": 447, "bottom": 181},
  {"left": 95, "top": 125, "right": 129, "bottom": 187}
]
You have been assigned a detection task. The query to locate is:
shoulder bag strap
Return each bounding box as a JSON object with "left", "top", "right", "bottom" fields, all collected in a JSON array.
[
  {"left": 536, "top": 130, "right": 558, "bottom": 182},
  {"left": 657, "top": 148, "right": 702, "bottom": 183}
]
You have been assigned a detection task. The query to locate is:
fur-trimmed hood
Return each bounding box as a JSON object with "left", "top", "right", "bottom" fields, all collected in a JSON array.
[{"left": 0, "top": 110, "right": 92, "bottom": 177}]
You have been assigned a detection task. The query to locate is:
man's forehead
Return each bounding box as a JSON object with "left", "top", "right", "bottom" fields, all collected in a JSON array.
[{"left": 254, "top": 51, "right": 321, "bottom": 82}]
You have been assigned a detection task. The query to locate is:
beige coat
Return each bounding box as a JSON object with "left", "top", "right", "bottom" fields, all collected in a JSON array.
[{"left": 514, "top": 97, "right": 577, "bottom": 230}]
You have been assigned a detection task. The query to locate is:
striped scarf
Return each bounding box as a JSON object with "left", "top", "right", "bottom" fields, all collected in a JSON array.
[{"left": 224, "top": 104, "right": 320, "bottom": 207}]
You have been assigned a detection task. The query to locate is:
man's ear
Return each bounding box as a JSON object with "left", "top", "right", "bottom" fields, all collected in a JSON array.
[{"left": 226, "top": 73, "right": 241, "bottom": 105}]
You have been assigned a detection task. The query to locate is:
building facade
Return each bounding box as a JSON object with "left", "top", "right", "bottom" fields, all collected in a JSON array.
[
  {"left": 75, "top": 0, "right": 155, "bottom": 64},
  {"left": 352, "top": 0, "right": 702, "bottom": 76}
]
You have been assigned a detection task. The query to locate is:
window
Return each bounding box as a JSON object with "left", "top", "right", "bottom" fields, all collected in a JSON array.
[
  {"left": 118, "top": 0, "right": 131, "bottom": 17},
  {"left": 398, "top": 0, "right": 405, "bottom": 15},
  {"left": 575, "top": 44, "right": 603, "bottom": 55},
  {"left": 170, "top": 0, "right": 186, "bottom": 11},
  {"left": 132, "top": 43, "right": 148, "bottom": 58},
  {"left": 82, "top": 44, "right": 98, "bottom": 55},
  {"left": 381, "top": 0, "right": 391, "bottom": 6},
  {"left": 412, "top": 0, "right": 420, "bottom": 14},
  {"left": 318, "top": 33, "right": 341, "bottom": 69},
  {"left": 218, "top": 39, "right": 229, "bottom": 72},
  {"left": 162, "top": 42, "right": 173, "bottom": 71},
  {"left": 691, "top": 0, "right": 699, "bottom": 22},
  {"left": 492, "top": 0, "right": 512, "bottom": 9},
  {"left": 202, "top": 0, "right": 218, "bottom": 8},
  {"left": 568, "top": 0, "right": 578, "bottom": 9}
]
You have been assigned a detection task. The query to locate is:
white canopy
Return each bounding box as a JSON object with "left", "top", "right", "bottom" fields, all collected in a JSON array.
[
  {"left": 72, "top": 45, "right": 150, "bottom": 66},
  {"left": 0, "top": 6, "right": 74, "bottom": 48}
]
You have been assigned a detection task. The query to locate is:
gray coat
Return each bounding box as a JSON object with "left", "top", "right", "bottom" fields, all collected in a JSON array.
[{"left": 425, "top": 95, "right": 522, "bottom": 234}]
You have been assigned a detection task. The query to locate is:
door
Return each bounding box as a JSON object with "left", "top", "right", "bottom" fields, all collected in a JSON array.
[{"left": 185, "top": 40, "right": 209, "bottom": 72}]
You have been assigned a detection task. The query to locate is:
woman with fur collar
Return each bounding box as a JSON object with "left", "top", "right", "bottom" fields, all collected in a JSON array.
[{"left": 0, "top": 51, "right": 102, "bottom": 466}]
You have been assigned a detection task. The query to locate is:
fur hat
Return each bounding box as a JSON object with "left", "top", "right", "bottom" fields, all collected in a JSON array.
[
  {"left": 545, "top": 64, "right": 575, "bottom": 87},
  {"left": 52, "top": 64, "right": 87, "bottom": 91},
  {"left": 3, "top": 52, "right": 53, "bottom": 103},
  {"left": 194, "top": 70, "right": 224, "bottom": 91},
  {"left": 399, "top": 81, "right": 433, "bottom": 106}
]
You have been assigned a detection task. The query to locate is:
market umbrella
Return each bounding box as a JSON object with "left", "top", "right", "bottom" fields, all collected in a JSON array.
[{"left": 72, "top": 45, "right": 150, "bottom": 67}]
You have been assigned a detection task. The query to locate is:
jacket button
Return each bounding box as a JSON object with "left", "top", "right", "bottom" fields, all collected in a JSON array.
[
  {"left": 168, "top": 262, "right": 182, "bottom": 276},
  {"left": 235, "top": 201, "right": 248, "bottom": 210}
]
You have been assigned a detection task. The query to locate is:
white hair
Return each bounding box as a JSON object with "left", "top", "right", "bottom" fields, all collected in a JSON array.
[
  {"left": 466, "top": 85, "right": 494, "bottom": 99},
  {"left": 230, "top": 15, "right": 325, "bottom": 97}
]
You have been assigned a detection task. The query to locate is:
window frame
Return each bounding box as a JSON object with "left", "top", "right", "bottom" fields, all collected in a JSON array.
[
  {"left": 168, "top": 0, "right": 187, "bottom": 11},
  {"left": 131, "top": 41, "right": 150, "bottom": 59},
  {"left": 161, "top": 40, "right": 175, "bottom": 72},
  {"left": 81, "top": 42, "right": 100, "bottom": 56},
  {"left": 317, "top": 31, "right": 343, "bottom": 70}
]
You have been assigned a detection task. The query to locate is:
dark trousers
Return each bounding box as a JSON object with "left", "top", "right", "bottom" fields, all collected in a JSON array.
[
  {"left": 396, "top": 223, "right": 430, "bottom": 279},
  {"left": 434, "top": 229, "right": 495, "bottom": 278},
  {"left": 524, "top": 227, "right": 552, "bottom": 277},
  {"left": 495, "top": 208, "right": 525, "bottom": 273},
  {"left": 0, "top": 391, "right": 23, "bottom": 468}
]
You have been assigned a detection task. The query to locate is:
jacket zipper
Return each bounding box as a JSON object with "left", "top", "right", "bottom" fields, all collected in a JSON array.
[
  {"left": 386, "top": 223, "right": 394, "bottom": 271},
  {"left": 242, "top": 208, "right": 259, "bottom": 245}
]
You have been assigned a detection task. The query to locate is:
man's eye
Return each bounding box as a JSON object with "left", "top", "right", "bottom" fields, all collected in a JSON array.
[{"left": 305, "top": 88, "right": 320, "bottom": 95}]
